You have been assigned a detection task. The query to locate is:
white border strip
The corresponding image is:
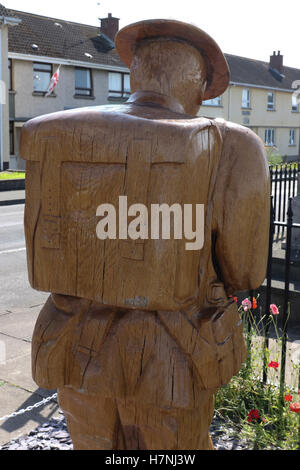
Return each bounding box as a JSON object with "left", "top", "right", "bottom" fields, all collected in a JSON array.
[{"left": 0, "top": 247, "right": 26, "bottom": 255}]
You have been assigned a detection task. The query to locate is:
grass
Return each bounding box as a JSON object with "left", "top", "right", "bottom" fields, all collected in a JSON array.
[
  {"left": 0, "top": 172, "right": 25, "bottom": 180},
  {"left": 215, "top": 365, "right": 300, "bottom": 450},
  {"left": 214, "top": 299, "right": 300, "bottom": 450}
]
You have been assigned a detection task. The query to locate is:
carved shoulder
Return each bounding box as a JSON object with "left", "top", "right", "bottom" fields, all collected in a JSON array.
[{"left": 217, "top": 120, "right": 269, "bottom": 178}]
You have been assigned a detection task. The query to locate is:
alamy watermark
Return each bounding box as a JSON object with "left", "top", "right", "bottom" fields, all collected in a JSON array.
[{"left": 96, "top": 197, "right": 204, "bottom": 251}]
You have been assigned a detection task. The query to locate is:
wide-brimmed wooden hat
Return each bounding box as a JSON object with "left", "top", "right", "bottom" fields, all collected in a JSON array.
[{"left": 115, "top": 19, "right": 230, "bottom": 101}]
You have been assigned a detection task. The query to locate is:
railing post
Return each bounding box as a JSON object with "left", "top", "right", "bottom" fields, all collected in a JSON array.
[
  {"left": 279, "top": 198, "right": 293, "bottom": 396},
  {"left": 246, "top": 290, "right": 255, "bottom": 368},
  {"left": 263, "top": 196, "right": 275, "bottom": 384},
  {"left": 282, "top": 165, "right": 288, "bottom": 237},
  {"left": 278, "top": 165, "right": 283, "bottom": 231},
  {"left": 274, "top": 165, "right": 279, "bottom": 238}
]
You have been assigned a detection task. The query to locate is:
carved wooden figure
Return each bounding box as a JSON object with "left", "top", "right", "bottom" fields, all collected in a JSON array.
[{"left": 20, "top": 19, "right": 270, "bottom": 450}]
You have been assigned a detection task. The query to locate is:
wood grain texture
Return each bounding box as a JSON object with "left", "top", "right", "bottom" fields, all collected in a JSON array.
[
  {"left": 20, "top": 20, "right": 270, "bottom": 450},
  {"left": 58, "top": 388, "right": 215, "bottom": 450}
]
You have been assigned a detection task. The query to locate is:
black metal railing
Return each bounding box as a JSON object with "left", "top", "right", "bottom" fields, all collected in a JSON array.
[
  {"left": 270, "top": 163, "right": 299, "bottom": 239},
  {"left": 245, "top": 196, "right": 300, "bottom": 390}
]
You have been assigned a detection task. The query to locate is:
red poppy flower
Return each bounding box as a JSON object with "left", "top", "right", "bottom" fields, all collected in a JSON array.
[
  {"left": 268, "top": 361, "right": 279, "bottom": 370},
  {"left": 252, "top": 298, "right": 258, "bottom": 309},
  {"left": 284, "top": 394, "right": 293, "bottom": 402},
  {"left": 248, "top": 409, "right": 260, "bottom": 422},
  {"left": 289, "top": 403, "right": 300, "bottom": 413}
]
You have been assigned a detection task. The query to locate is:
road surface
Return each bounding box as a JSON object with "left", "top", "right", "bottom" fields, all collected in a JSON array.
[{"left": 0, "top": 204, "right": 47, "bottom": 311}]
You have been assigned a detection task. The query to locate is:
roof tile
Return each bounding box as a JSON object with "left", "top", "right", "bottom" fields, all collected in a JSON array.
[
  {"left": 8, "top": 10, "right": 126, "bottom": 69},
  {"left": 226, "top": 54, "right": 300, "bottom": 90},
  {"left": 0, "top": 3, "right": 14, "bottom": 17}
]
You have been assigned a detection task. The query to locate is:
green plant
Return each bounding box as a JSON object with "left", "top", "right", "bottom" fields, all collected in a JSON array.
[
  {"left": 0, "top": 172, "right": 25, "bottom": 180},
  {"left": 265, "top": 146, "right": 282, "bottom": 167},
  {"left": 215, "top": 297, "right": 300, "bottom": 450}
]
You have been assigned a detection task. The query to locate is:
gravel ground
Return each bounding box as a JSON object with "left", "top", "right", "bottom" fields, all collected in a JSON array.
[{"left": 0, "top": 416, "right": 249, "bottom": 451}]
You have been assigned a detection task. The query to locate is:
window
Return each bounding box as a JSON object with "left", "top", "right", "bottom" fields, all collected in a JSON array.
[
  {"left": 202, "top": 96, "right": 222, "bottom": 106},
  {"left": 109, "top": 72, "right": 130, "bottom": 98},
  {"left": 265, "top": 129, "right": 275, "bottom": 146},
  {"left": 267, "top": 92, "right": 275, "bottom": 110},
  {"left": 289, "top": 129, "right": 296, "bottom": 146},
  {"left": 33, "top": 63, "right": 52, "bottom": 93},
  {"left": 9, "top": 122, "right": 14, "bottom": 155},
  {"left": 292, "top": 94, "right": 299, "bottom": 112},
  {"left": 75, "top": 68, "right": 93, "bottom": 96},
  {"left": 8, "top": 59, "right": 12, "bottom": 91},
  {"left": 242, "top": 89, "right": 251, "bottom": 108}
]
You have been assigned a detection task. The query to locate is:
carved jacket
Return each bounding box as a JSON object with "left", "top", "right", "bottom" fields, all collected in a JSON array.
[{"left": 20, "top": 94, "right": 270, "bottom": 406}]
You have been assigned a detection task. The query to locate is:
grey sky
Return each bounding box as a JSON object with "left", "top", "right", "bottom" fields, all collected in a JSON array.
[{"left": 5, "top": 0, "right": 300, "bottom": 69}]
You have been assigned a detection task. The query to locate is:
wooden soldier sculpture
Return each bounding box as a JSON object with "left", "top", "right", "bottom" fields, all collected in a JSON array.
[{"left": 19, "top": 19, "right": 270, "bottom": 450}]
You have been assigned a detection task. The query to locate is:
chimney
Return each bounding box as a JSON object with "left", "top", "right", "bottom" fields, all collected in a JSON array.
[
  {"left": 100, "top": 13, "right": 119, "bottom": 42},
  {"left": 270, "top": 50, "right": 283, "bottom": 74}
]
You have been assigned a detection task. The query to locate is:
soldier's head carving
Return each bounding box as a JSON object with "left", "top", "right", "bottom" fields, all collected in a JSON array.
[
  {"left": 129, "top": 38, "right": 207, "bottom": 116},
  {"left": 115, "top": 19, "right": 231, "bottom": 116}
]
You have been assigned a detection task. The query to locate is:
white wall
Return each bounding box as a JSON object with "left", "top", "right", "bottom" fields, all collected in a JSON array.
[{"left": 13, "top": 60, "right": 110, "bottom": 119}]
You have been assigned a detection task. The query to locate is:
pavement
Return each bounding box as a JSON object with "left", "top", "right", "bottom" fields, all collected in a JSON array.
[
  {"left": 0, "top": 190, "right": 25, "bottom": 207},
  {"left": 0, "top": 202, "right": 60, "bottom": 446}
]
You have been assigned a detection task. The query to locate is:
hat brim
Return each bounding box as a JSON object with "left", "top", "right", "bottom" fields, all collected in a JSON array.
[{"left": 115, "top": 19, "right": 230, "bottom": 101}]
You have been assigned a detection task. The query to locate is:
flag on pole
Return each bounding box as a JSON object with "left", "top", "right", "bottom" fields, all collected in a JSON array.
[{"left": 45, "top": 66, "right": 61, "bottom": 97}]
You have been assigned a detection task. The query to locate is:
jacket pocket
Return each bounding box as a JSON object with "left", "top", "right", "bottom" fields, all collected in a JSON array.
[{"left": 211, "top": 301, "right": 246, "bottom": 385}]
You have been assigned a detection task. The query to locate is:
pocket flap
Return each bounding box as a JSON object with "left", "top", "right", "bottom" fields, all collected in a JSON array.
[{"left": 211, "top": 302, "right": 242, "bottom": 346}]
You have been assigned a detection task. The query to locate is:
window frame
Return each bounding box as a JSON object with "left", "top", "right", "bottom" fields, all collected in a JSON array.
[
  {"left": 242, "top": 88, "right": 251, "bottom": 109},
  {"left": 289, "top": 129, "right": 296, "bottom": 146},
  {"left": 75, "top": 67, "right": 93, "bottom": 97},
  {"left": 33, "top": 62, "right": 53, "bottom": 94},
  {"left": 292, "top": 94, "right": 299, "bottom": 112},
  {"left": 267, "top": 91, "right": 275, "bottom": 111},
  {"left": 265, "top": 128, "right": 275, "bottom": 146},
  {"left": 108, "top": 72, "right": 131, "bottom": 99},
  {"left": 202, "top": 96, "right": 222, "bottom": 107}
]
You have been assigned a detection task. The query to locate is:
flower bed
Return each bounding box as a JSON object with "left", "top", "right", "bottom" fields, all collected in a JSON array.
[{"left": 215, "top": 297, "right": 300, "bottom": 450}]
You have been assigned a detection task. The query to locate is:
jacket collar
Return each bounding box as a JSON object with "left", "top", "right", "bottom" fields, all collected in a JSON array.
[{"left": 126, "top": 91, "right": 185, "bottom": 114}]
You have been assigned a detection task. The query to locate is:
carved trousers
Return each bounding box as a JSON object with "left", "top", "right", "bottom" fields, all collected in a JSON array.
[
  {"left": 58, "top": 386, "right": 215, "bottom": 450},
  {"left": 32, "top": 294, "right": 246, "bottom": 450}
]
